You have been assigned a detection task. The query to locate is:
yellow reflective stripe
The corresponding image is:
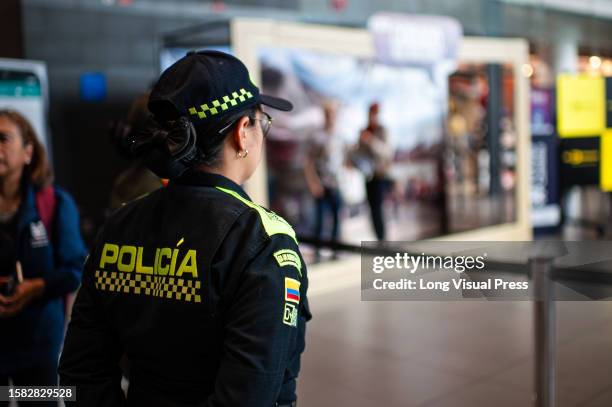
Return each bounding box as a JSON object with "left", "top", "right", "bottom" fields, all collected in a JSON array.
[{"left": 216, "top": 186, "right": 298, "bottom": 244}]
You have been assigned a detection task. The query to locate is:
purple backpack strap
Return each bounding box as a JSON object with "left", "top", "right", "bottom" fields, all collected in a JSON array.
[{"left": 35, "top": 185, "right": 57, "bottom": 236}]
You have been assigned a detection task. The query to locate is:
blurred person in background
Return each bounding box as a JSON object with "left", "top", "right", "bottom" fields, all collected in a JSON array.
[
  {"left": 354, "top": 102, "right": 393, "bottom": 240},
  {"left": 0, "top": 110, "right": 86, "bottom": 405},
  {"left": 304, "top": 101, "right": 344, "bottom": 261}
]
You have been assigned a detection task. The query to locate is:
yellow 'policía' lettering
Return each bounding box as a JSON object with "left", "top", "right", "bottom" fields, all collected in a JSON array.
[
  {"left": 136, "top": 247, "right": 153, "bottom": 274},
  {"left": 170, "top": 249, "right": 178, "bottom": 276},
  {"left": 176, "top": 250, "right": 197, "bottom": 277},
  {"left": 99, "top": 243, "right": 198, "bottom": 278},
  {"left": 100, "top": 243, "right": 119, "bottom": 268},
  {"left": 157, "top": 248, "right": 172, "bottom": 276},
  {"left": 118, "top": 246, "right": 137, "bottom": 272}
]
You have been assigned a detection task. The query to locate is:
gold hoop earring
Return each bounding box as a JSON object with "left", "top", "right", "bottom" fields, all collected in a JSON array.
[
  {"left": 237, "top": 149, "right": 249, "bottom": 158},
  {"left": 243, "top": 149, "right": 249, "bottom": 158}
]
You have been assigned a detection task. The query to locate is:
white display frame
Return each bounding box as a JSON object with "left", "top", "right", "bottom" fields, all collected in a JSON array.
[{"left": 231, "top": 18, "right": 532, "bottom": 241}]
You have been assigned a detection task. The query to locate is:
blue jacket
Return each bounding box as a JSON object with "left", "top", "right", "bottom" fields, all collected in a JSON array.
[{"left": 0, "top": 184, "right": 87, "bottom": 373}]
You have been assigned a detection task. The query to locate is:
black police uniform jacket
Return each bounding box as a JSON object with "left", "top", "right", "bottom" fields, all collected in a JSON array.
[{"left": 59, "top": 171, "right": 311, "bottom": 407}]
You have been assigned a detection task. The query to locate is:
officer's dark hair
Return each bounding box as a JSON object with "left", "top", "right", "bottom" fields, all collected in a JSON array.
[
  {"left": 192, "top": 104, "right": 260, "bottom": 168},
  {"left": 124, "top": 102, "right": 261, "bottom": 176}
]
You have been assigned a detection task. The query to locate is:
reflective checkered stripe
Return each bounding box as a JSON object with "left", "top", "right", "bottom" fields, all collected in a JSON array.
[
  {"left": 95, "top": 270, "right": 202, "bottom": 303},
  {"left": 188, "top": 88, "right": 254, "bottom": 119}
]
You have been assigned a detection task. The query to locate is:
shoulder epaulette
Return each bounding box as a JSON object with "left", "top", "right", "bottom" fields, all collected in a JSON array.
[{"left": 216, "top": 186, "right": 298, "bottom": 244}]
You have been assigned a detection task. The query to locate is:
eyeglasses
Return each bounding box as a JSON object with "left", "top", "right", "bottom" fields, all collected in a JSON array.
[
  {"left": 250, "top": 111, "right": 273, "bottom": 138},
  {"left": 217, "top": 111, "right": 273, "bottom": 138}
]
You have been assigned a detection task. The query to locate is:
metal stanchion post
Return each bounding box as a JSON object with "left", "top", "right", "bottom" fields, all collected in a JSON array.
[
  {"left": 528, "top": 242, "right": 567, "bottom": 407},
  {"left": 531, "top": 257, "right": 555, "bottom": 407}
]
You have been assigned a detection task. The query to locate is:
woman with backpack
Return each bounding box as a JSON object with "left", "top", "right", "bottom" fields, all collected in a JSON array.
[{"left": 0, "top": 109, "right": 86, "bottom": 405}]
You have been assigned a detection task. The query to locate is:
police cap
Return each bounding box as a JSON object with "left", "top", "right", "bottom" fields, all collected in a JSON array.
[{"left": 148, "top": 50, "right": 293, "bottom": 125}]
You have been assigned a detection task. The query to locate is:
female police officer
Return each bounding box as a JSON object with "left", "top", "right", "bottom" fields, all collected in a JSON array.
[{"left": 59, "top": 50, "right": 310, "bottom": 407}]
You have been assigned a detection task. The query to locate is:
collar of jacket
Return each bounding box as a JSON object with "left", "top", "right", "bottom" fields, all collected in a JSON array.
[{"left": 170, "top": 170, "right": 252, "bottom": 202}]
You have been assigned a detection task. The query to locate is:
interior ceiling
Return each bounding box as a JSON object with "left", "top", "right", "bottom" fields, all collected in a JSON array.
[
  {"left": 24, "top": 0, "right": 612, "bottom": 51},
  {"left": 29, "top": 0, "right": 612, "bottom": 21},
  {"left": 498, "top": 0, "right": 612, "bottom": 19}
]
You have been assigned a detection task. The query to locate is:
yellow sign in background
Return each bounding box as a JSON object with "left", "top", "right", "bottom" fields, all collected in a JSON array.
[
  {"left": 601, "top": 131, "right": 612, "bottom": 191},
  {"left": 557, "top": 75, "right": 605, "bottom": 138}
]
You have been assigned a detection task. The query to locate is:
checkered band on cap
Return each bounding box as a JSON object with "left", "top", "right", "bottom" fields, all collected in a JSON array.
[{"left": 187, "top": 88, "right": 254, "bottom": 120}]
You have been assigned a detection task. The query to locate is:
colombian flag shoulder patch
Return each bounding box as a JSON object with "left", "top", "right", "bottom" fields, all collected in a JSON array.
[{"left": 285, "top": 277, "right": 301, "bottom": 304}]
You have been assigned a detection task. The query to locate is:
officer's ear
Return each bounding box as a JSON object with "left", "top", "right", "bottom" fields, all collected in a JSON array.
[{"left": 231, "top": 115, "right": 251, "bottom": 153}]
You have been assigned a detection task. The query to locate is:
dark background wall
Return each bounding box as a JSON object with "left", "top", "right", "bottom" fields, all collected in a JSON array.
[
  {"left": 1, "top": 0, "right": 24, "bottom": 58},
  {"left": 21, "top": 3, "right": 212, "bottom": 242}
]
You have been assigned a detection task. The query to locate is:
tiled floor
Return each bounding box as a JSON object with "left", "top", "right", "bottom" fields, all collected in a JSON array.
[{"left": 297, "top": 267, "right": 612, "bottom": 406}]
